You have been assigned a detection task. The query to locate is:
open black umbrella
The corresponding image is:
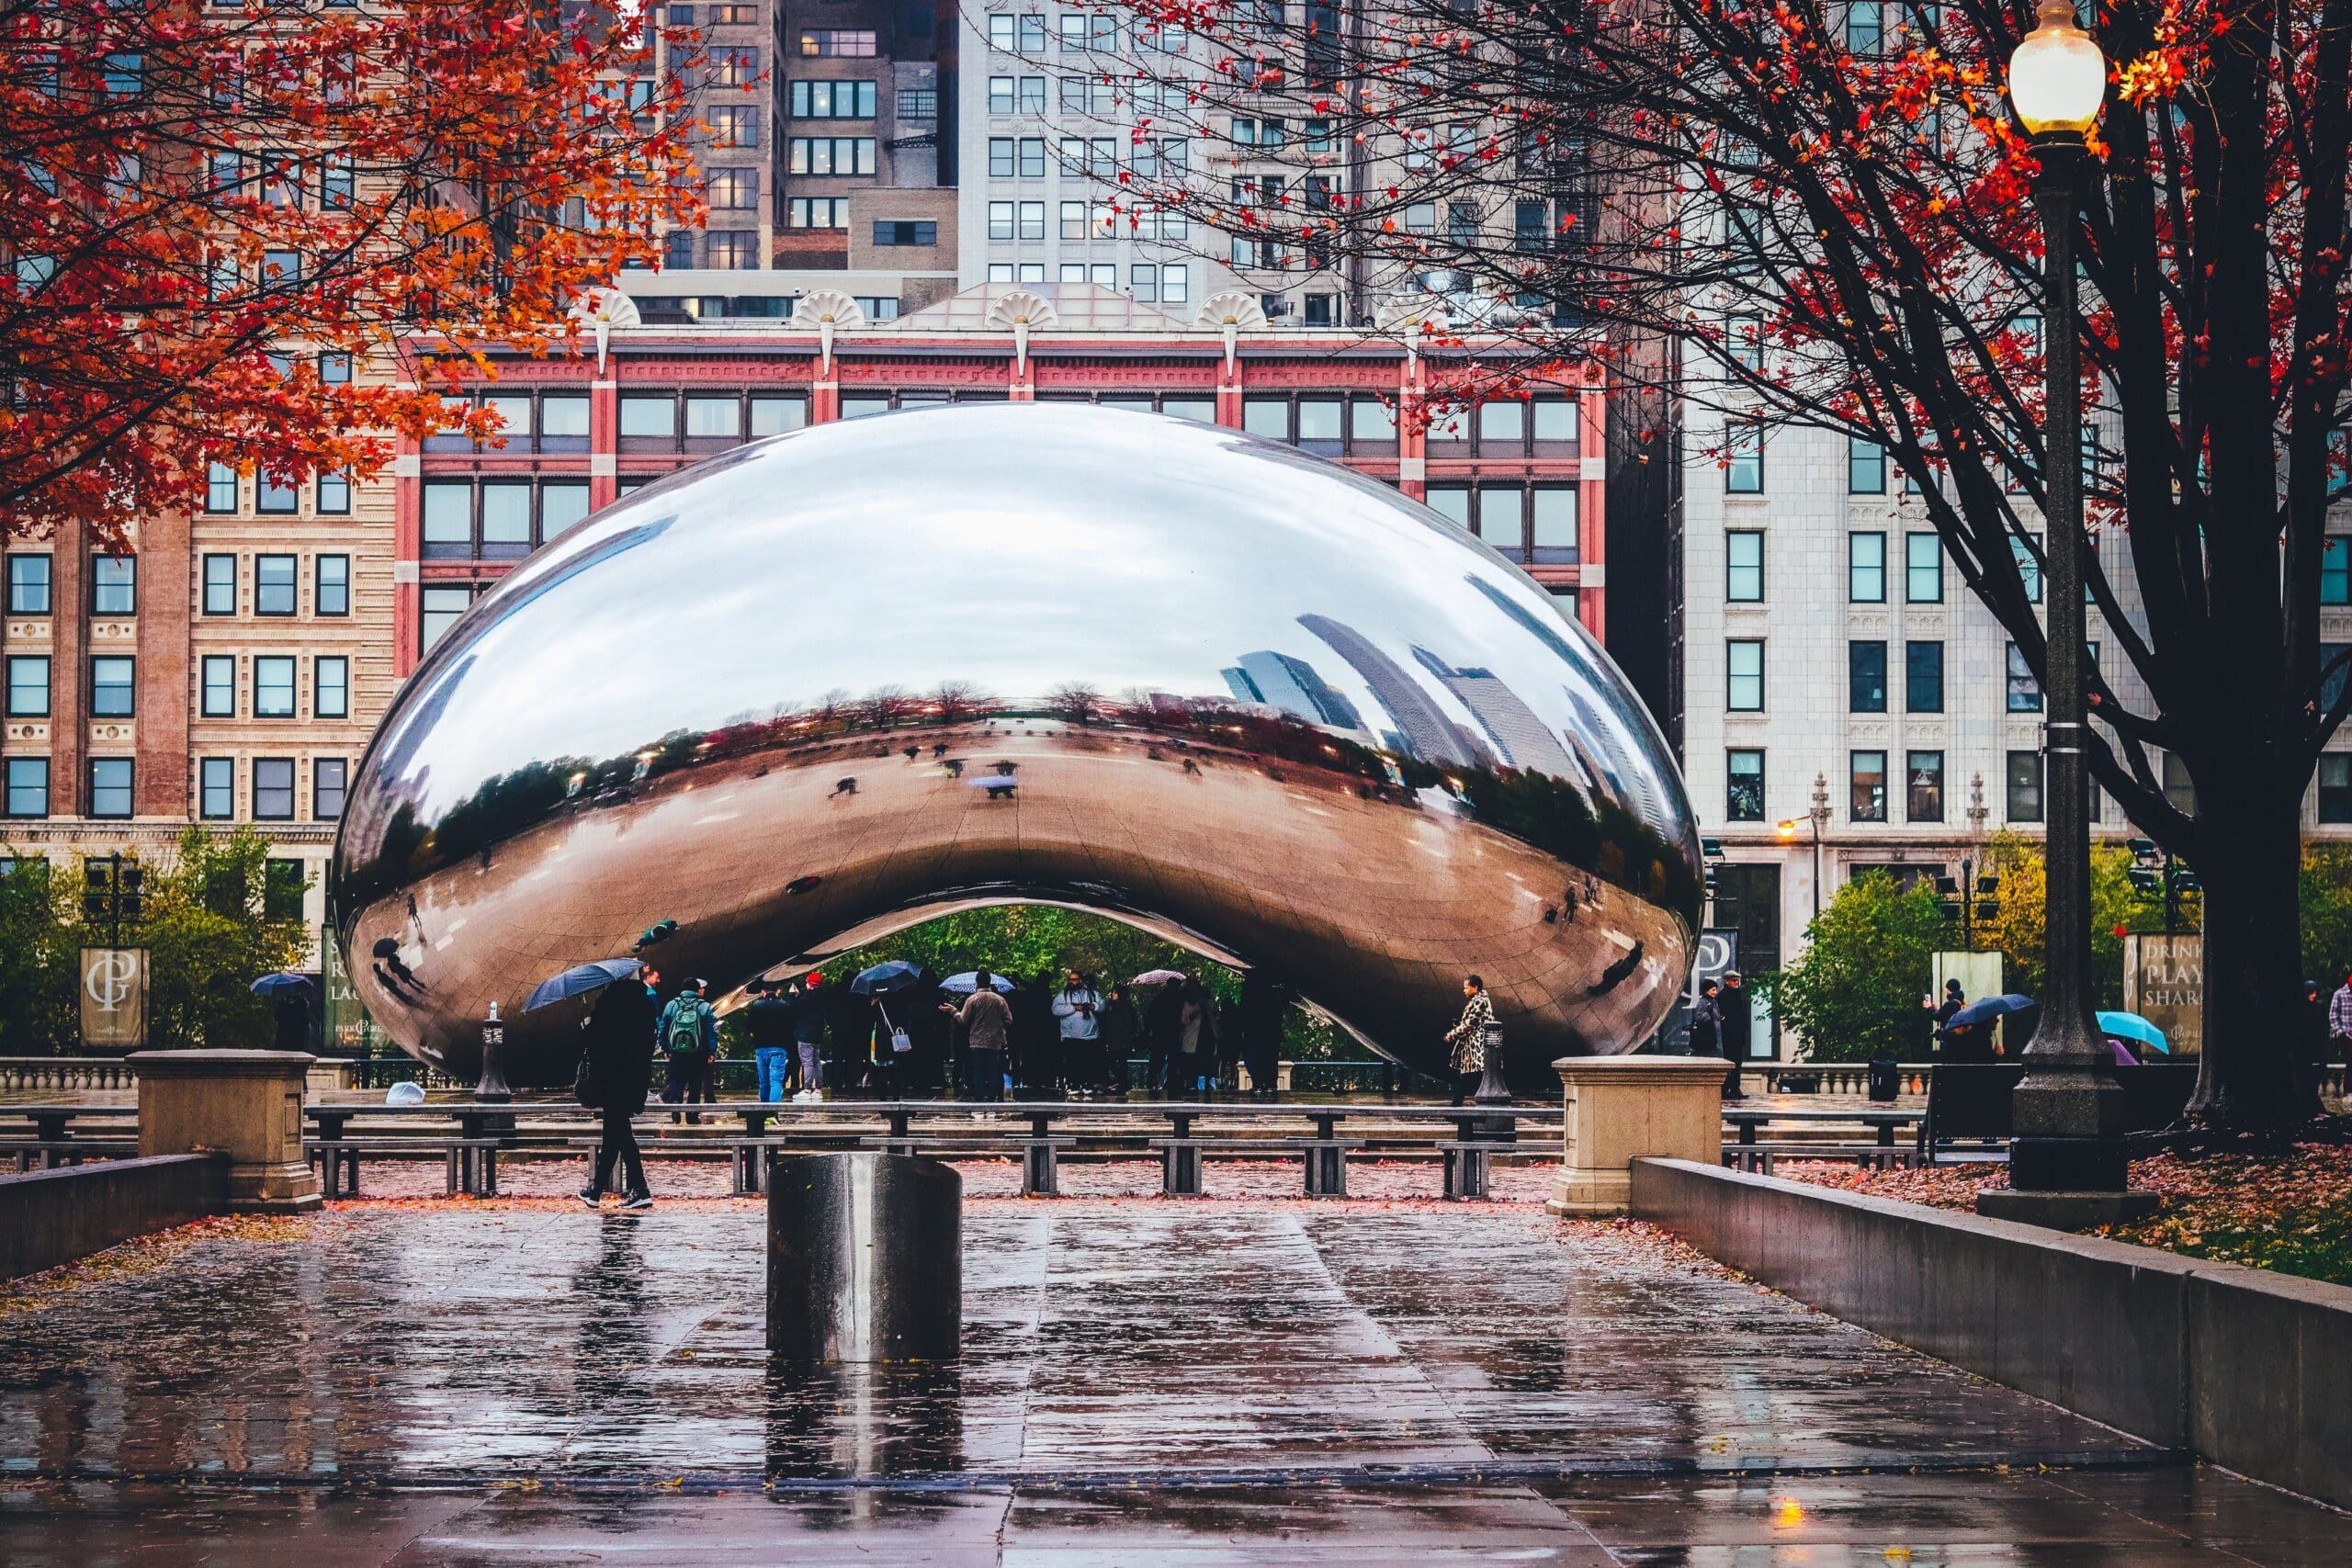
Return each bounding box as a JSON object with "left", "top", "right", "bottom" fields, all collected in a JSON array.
[
  {"left": 523, "top": 957, "right": 643, "bottom": 1012},
  {"left": 1948, "top": 993, "right": 2036, "bottom": 1030},
  {"left": 249, "top": 972, "right": 314, "bottom": 998},
  {"left": 852, "top": 960, "right": 928, "bottom": 996}
]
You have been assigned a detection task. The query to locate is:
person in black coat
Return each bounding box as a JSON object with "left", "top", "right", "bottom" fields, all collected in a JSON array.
[
  {"left": 580, "top": 977, "right": 656, "bottom": 1208},
  {"left": 1238, "top": 971, "right": 1285, "bottom": 1101}
]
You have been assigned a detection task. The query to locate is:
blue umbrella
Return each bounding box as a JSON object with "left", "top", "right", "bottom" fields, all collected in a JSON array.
[
  {"left": 2097, "top": 1010, "right": 2169, "bottom": 1055},
  {"left": 940, "top": 971, "right": 1016, "bottom": 994},
  {"left": 852, "top": 960, "right": 928, "bottom": 996},
  {"left": 1948, "top": 993, "right": 2036, "bottom": 1030},
  {"left": 523, "top": 957, "right": 643, "bottom": 1012},
  {"left": 249, "top": 972, "right": 314, "bottom": 998}
]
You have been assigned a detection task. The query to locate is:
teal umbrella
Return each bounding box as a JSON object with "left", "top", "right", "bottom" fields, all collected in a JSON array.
[{"left": 2097, "top": 1010, "right": 2168, "bottom": 1055}]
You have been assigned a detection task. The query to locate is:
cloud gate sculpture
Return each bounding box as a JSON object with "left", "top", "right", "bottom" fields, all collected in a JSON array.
[{"left": 334, "top": 403, "right": 1701, "bottom": 1088}]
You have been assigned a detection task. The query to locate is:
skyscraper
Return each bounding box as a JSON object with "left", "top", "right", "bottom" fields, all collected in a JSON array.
[
  {"left": 1408, "top": 648, "right": 1580, "bottom": 783},
  {"left": 1227, "top": 649, "right": 1363, "bottom": 731},
  {"left": 1296, "top": 615, "right": 1486, "bottom": 767}
]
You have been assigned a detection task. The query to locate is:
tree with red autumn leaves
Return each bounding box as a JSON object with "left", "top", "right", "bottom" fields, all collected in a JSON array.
[
  {"left": 1, "top": 0, "right": 705, "bottom": 547},
  {"left": 1083, "top": 0, "right": 2350, "bottom": 1129}
]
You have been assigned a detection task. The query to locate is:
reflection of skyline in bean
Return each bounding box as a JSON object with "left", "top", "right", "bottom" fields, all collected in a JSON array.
[{"left": 334, "top": 404, "right": 1699, "bottom": 1084}]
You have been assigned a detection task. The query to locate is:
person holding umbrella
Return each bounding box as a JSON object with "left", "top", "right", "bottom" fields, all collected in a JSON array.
[
  {"left": 792, "top": 973, "right": 830, "bottom": 1100},
  {"left": 1098, "top": 982, "right": 1138, "bottom": 1098},
  {"left": 578, "top": 974, "right": 656, "bottom": 1209}
]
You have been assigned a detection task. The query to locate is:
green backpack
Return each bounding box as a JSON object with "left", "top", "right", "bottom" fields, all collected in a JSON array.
[{"left": 664, "top": 998, "right": 707, "bottom": 1055}]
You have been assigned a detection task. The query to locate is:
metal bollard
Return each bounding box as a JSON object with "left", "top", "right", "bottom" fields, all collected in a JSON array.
[{"left": 767, "top": 1152, "right": 960, "bottom": 1362}]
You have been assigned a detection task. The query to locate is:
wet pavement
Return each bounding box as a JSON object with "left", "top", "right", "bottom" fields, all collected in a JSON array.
[{"left": 1, "top": 1201, "right": 2341, "bottom": 1562}]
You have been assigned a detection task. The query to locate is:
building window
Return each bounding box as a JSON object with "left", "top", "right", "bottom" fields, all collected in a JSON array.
[
  {"left": 684, "top": 396, "right": 740, "bottom": 441},
  {"left": 481, "top": 481, "right": 532, "bottom": 556},
  {"left": 1725, "top": 311, "right": 1763, "bottom": 371},
  {"left": 6, "top": 656, "right": 48, "bottom": 717},
  {"left": 705, "top": 231, "right": 760, "bottom": 268},
  {"left": 206, "top": 463, "right": 239, "bottom": 513},
  {"left": 2013, "top": 534, "right": 2042, "bottom": 601},
  {"left": 1727, "top": 750, "right": 1765, "bottom": 822},
  {"left": 6, "top": 555, "right": 51, "bottom": 614},
  {"left": 789, "top": 79, "right": 876, "bottom": 118},
  {"left": 2319, "top": 755, "right": 2352, "bottom": 824},
  {"left": 988, "top": 74, "right": 1014, "bottom": 112},
  {"left": 1724, "top": 419, "right": 1762, "bottom": 492},
  {"left": 1845, "top": 0, "right": 1883, "bottom": 51},
  {"left": 707, "top": 105, "right": 758, "bottom": 148},
  {"left": 1296, "top": 397, "right": 1344, "bottom": 453},
  {"left": 1905, "top": 640, "right": 1944, "bottom": 712},
  {"left": 90, "top": 656, "right": 134, "bottom": 716},
  {"left": 2323, "top": 538, "right": 2350, "bottom": 605},
  {"left": 1906, "top": 750, "right": 1944, "bottom": 821},
  {"left": 421, "top": 586, "right": 472, "bottom": 653},
  {"left": 1848, "top": 640, "right": 1886, "bottom": 713},
  {"left": 1019, "top": 200, "right": 1045, "bottom": 240},
  {"left": 91, "top": 554, "right": 136, "bottom": 615},
  {"left": 200, "top": 757, "right": 234, "bottom": 820},
  {"left": 1242, "top": 397, "right": 1289, "bottom": 441},
  {"left": 1726, "top": 639, "right": 1765, "bottom": 712},
  {"left": 749, "top": 396, "right": 808, "bottom": 435},
  {"left": 707, "top": 167, "right": 760, "bottom": 209},
  {"left": 788, "top": 137, "right": 876, "bottom": 175},
  {"left": 1477, "top": 400, "right": 1526, "bottom": 453},
  {"left": 988, "top": 200, "right": 1014, "bottom": 241},
  {"left": 787, "top": 197, "right": 850, "bottom": 230},
  {"left": 1425, "top": 486, "right": 1470, "bottom": 529},
  {"left": 255, "top": 554, "right": 297, "bottom": 615},
  {"left": 1530, "top": 487, "right": 1577, "bottom": 562},
  {"left": 2006, "top": 642, "right": 2041, "bottom": 712},
  {"left": 1849, "top": 750, "right": 1888, "bottom": 822},
  {"left": 422, "top": 480, "right": 471, "bottom": 557},
  {"left": 88, "top": 758, "right": 133, "bottom": 819},
  {"left": 317, "top": 555, "right": 349, "bottom": 615},
  {"left": 1725, "top": 530, "right": 1763, "bottom": 602},
  {"left": 898, "top": 87, "right": 937, "bottom": 117},
  {"left": 1017, "top": 12, "right": 1046, "bottom": 51},
  {"left": 1849, "top": 436, "right": 1886, "bottom": 493},
  {"left": 202, "top": 554, "right": 237, "bottom": 615},
  {"left": 1848, "top": 532, "right": 1886, "bottom": 602},
  {"left": 798, "top": 28, "right": 875, "bottom": 55},
  {"left": 253, "top": 759, "right": 295, "bottom": 820},
  {"left": 317, "top": 469, "right": 350, "bottom": 514},
  {"left": 201, "top": 656, "right": 236, "bottom": 716},
  {"left": 264, "top": 858, "right": 305, "bottom": 920},
  {"left": 872, "top": 220, "right": 936, "bottom": 246},
  {"left": 1905, "top": 532, "right": 1942, "bottom": 602},
  {"left": 313, "top": 758, "right": 348, "bottom": 820},
  {"left": 2007, "top": 750, "right": 2042, "bottom": 822},
  {"left": 256, "top": 471, "right": 300, "bottom": 513},
  {"left": 2162, "top": 751, "right": 2196, "bottom": 816},
  {"left": 316, "top": 656, "right": 349, "bottom": 719},
  {"left": 5, "top": 758, "right": 47, "bottom": 818},
  {"left": 254, "top": 656, "right": 296, "bottom": 717},
  {"left": 543, "top": 482, "right": 592, "bottom": 539}
]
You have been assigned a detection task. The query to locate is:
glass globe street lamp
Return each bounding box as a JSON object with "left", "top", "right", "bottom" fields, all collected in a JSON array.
[{"left": 1978, "top": 1, "right": 2156, "bottom": 1228}]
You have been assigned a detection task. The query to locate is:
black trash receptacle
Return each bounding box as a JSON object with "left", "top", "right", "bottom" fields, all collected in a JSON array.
[
  {"left": 1867, "top": 1057, "right": 1900, "bottom": 1102},
  {"left": 767, "top": 1152, "right": 961, "bottom": 1362}
]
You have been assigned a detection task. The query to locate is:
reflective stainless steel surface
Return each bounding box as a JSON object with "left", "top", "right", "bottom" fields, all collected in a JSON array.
[
  {"left": 767, "top": 1153, "right": 962, "bottom": 1363},
  {"left": 334, "top": 403, "right": 1700, "bottom": 1085}
]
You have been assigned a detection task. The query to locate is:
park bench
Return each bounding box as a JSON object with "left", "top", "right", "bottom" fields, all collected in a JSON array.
[{"left": 1917, "top": 1063, "right": 2200, "bottom": 1162}]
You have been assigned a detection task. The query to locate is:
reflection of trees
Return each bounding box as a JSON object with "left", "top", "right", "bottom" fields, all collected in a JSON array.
[{"left": 1044, "top": 682, "right": 1103, "bottom": 726}]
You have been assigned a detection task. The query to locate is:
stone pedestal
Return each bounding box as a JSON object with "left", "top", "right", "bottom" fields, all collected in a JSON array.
[
  {"left": 1546, "top": 1055, "right": 1730, "bottom": 1216},
  {"left": 130, "top": 1050, "right": 322, "bottom": 1213}
]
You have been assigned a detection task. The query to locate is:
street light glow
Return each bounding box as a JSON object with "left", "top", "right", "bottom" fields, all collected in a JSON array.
[
  {"left": 2009, "top": 0, "right": 2108, "bottom": 137},
  {"left": 1776, "top": 818, "right": 1801, "bottom": 841}
]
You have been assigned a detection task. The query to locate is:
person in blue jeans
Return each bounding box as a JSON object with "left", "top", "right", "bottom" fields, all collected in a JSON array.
[{"left": 745, "top": 979, "right": 797, "bottom": 1102}]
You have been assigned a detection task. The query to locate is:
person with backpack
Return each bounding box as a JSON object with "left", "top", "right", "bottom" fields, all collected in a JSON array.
[
  {"left": 658, "top": 978, "right": 717, "bottom": 1124},
  {"left": 578, "top": 974, "right": 656, "bottom": 1209}
]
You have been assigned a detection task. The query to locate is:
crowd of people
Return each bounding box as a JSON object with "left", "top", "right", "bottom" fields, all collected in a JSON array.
[{"left": 706, "top": 965, "right": 1296, "bottom": 1107}]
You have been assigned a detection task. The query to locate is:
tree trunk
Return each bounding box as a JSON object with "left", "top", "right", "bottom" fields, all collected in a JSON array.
[{"left": 2187, "top": 769, "right": 2317, "bottom": 1131}]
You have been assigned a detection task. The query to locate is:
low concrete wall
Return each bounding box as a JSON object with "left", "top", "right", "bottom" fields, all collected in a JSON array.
[
  {"left": 0, "top": 1154, "right": 229, "bottom": 1281},
  {"left": 1630, "top": 1158, "right": 2352, "bottom": 1510}
]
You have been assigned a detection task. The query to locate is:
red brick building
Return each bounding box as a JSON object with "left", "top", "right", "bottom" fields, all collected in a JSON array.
[{"left": 397, "top": 283, "right": 1609, "bottom": 677}]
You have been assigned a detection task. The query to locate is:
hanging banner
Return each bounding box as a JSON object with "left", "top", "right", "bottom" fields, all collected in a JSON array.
[{"left": 80, "top": 947, "right": 150, "bottom": 1048}]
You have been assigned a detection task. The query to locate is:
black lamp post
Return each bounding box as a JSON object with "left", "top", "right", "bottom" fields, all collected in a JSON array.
[{"left": 1978, "top": 0, "right": 2154, "bottom": 1227}]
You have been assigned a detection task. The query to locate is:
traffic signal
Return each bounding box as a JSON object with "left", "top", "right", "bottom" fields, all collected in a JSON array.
[{"left": 83, "top": 856, "right": 142, "bottom": 930}]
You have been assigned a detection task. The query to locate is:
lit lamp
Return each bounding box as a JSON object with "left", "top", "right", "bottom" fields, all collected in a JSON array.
[{"left": 1978, "top": 2, "right": 2155, "bottom": 1228}]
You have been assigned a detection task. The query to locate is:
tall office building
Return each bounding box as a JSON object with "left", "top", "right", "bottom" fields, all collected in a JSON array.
[{"left": 1225, "top": 650, "right": 1364, "bottom": 732}]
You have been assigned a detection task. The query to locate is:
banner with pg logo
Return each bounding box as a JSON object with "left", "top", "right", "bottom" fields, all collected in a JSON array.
[{"left": 80, "top": 947, "right": 150, "bottom": 1048}]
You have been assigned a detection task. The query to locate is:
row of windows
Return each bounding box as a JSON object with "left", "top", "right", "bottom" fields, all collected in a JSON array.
[
  {"left": 1725, "top": 638, "right": 2061, "bottom": 715},
  {"left": 196, "top": 655, "right": 352, "bottom": 719},
  {"left": 206, "top": 461, "right": 351, "bottom": 515},
  {"left": 1725, "top": 530, "right": 1947, "bottom": 604},
  {"left": 422, "top": 481, "right": 595, "bottom": 559},
  {"left": 788, "top": 79, "right": 876, "bottom": 119},
  {"left": 0, "top": 757, "right": 345, "bottom": 822},
  {"left": 202, "top": 553, "right": 349, "bottom": 618},
  {"left": 5, "top": 555, "right": 134, "bottom": 615},
  {"left": 979, "top": 261, "right": 1193, "bottom": 300},
  {"left": 1724, "top": 749, "right": 2059, "bottom": 827},
  {"left": 787, "top": 137, "right": 876, "bottom": 176}
]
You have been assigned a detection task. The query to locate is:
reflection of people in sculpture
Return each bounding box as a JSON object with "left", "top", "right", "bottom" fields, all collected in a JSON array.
[{"left": 1445, "top": 975, "right": 1497, "bottom": 1107}]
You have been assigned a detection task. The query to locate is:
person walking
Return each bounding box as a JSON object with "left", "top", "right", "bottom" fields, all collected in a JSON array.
[
  {"left": 949, "top": 970, "right": 1013, "bottom": 1102},
  {"left": 579, "top": 976, "right": 656, "bottom": 1209},
  {"left": 1925, "top": 978, "right": 1966, "bottom": 1054},
  {"left": 1099, "top": 983, "right": 1138, "bottom": 1099},
  {"left": 1445, "top": 975, "right": 1498, "bottom": 1107},
  {"left": 1012, "top": 973, "right": 1060, "bottom": 1096},
  {"left": 658, "top": 978, "right": 717, "bottom": 1124},
  {"left": 2328, "top": 969, "right": 2352, "bottom": 1071},
  {"left": 1052, "top": 971, "right": 1105, "bottom": 1096},
  {"left": 1174, "top": 977, "right": 1219, "bottom": 1098},
  {"left": 862, "top": 996, "right": 906, "bottom": 1100},
  {"left": 792, "top": 973, "right": 830, "bottom": 1100},
  {"left": 1718, "top": 971, "right": 1751, "bottom": 1100},
  {"left": 272, "top": 989, "right": 312, "bottom": 1054},
  {"left": 1238, "top": 970, "right": 1285, "bottom": 1102},
  {"left": 747, "top": 980, "right": 797, "bottom": 1103},
  {"left": 1144, "top": 982, "right": 1182, "bottom": 1098}
]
